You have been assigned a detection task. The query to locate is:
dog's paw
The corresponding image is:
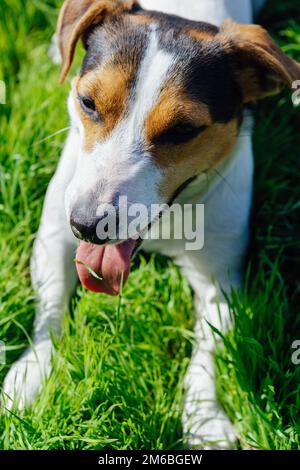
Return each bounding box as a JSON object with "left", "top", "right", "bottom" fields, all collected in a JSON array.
[
  {"left": 2, "top": 340, "right": 53, "bottom": 411},
  {"left": 183, "top": 404, "right": 237, "bottom": 450}
]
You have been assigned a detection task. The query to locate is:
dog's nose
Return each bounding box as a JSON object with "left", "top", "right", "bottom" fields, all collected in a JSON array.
[
  {"left": 70, "top": 214, "right": 102, "bottom": 244},
  {"left": 70, "top": 208, "right": 112, "bottom": 245}
]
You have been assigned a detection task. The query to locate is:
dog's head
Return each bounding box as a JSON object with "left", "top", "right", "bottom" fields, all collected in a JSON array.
[{"left": 57, "top": 0, "right": 300, "bottom": 295}]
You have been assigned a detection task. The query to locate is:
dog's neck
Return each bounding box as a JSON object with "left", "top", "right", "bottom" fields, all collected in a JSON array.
[{"left": 139, "top": 0, "right": 254, "bottom": 25}]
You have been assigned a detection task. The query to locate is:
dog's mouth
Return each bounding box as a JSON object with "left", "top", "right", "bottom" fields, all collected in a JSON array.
[
  {"left": 75, "top": 177, "right": 198, "bottom": 296},
  {"left": 76, "top": 239, "right": 141, "bottom": 296}
]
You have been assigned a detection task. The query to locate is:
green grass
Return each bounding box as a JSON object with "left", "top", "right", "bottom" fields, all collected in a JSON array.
[{"left": 0, "top": 0, "right": 300, "bottom": 450}]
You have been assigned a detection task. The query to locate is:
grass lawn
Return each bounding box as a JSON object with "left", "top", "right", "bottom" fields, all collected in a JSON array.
[{"left": 0, "top": 0, "right": 300, "bottom": 450}]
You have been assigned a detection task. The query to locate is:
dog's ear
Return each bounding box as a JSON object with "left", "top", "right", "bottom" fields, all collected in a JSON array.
[
  {"left": 57, "top": 0, "right": 139, "bottom": 83},
  {"left": 220, "top": 20, "right": 300, "bottom": 103}
]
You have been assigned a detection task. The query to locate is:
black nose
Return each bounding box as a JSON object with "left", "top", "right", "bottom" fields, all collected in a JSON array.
[{"left": 70, "top": 210, "right": 110, "bottom": 245}]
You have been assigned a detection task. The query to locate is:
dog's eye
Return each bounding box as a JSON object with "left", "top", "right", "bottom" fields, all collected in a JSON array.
[
  {"left": 79, "top": 96, "right": 97, "bottom": 115},
  {"left": 154, "top": 123, "right": 208, "bottom": 145}
]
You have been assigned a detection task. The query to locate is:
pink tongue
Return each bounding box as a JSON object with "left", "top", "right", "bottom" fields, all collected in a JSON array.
[{"left": 76, "top": 240, "right": 137, "bottom": 296}]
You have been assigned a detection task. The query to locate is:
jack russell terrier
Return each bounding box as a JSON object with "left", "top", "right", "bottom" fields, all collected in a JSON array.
[{"left": 3, "top": 0, "right": 300, "bottom": 449}]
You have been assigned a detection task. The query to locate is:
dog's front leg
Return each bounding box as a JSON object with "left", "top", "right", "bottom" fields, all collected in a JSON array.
[
  {"left": 178, "top": 252, "right": 245, "bottom": 450},
  {"left": 181, "top": 268, "right": 238, "bottom": 450},
  {"left": 2, "top": 130, "right": 79, "bottom": 410}
]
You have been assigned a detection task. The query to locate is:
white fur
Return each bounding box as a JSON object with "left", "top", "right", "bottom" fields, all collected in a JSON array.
[
  {"left": 140, "top": 0, "right": 254, "bottom": 25},
  {"left": 3, "top": 0, "right": 265, "bottom": 451}
]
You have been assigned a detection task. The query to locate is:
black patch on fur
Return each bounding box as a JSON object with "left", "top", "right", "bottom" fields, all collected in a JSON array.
[
  {"left": 179, "top": 42, "right": 243, "bottom": 122},
  {"left": 80, "top": 15, "right": 148, "bottom": 76}
]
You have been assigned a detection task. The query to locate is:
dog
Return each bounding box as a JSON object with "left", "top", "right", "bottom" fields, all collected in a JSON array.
[{"left": 3, "top": 0, "right": 300, "bottom": 449}]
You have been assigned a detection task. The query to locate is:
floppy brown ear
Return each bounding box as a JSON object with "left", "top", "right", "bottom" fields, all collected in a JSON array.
[
  {"left": 57, "top": 0, "right": 139, "bottom": 83},
  {"left": 220, "top": 20, "right": 300, "bottom": 103}
]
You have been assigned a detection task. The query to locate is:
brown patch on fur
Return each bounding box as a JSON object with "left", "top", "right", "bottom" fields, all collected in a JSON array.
[
  {"left": 145, "top": 83, "right": 238, "bottom": 198},
  {"left": 188, "top": 29, "right": 216, "bottom": 41},
  {"left": 57, "top": 0, "right": 138, "bottom": 83},
  {"left": 75, "top": 62, "right": 134, "bottom": 150},
  {"left": 158, "top": 119, "right": 239, "bottom": 199},
  {"left": 220, "top": 20, "right": 300, "bottom": 102},
  {"left": 145, "top": 83, "right": 213, "bottom": 145},
  {"left": 127, "top": 12, "right": 153, "bottom": 25}
]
